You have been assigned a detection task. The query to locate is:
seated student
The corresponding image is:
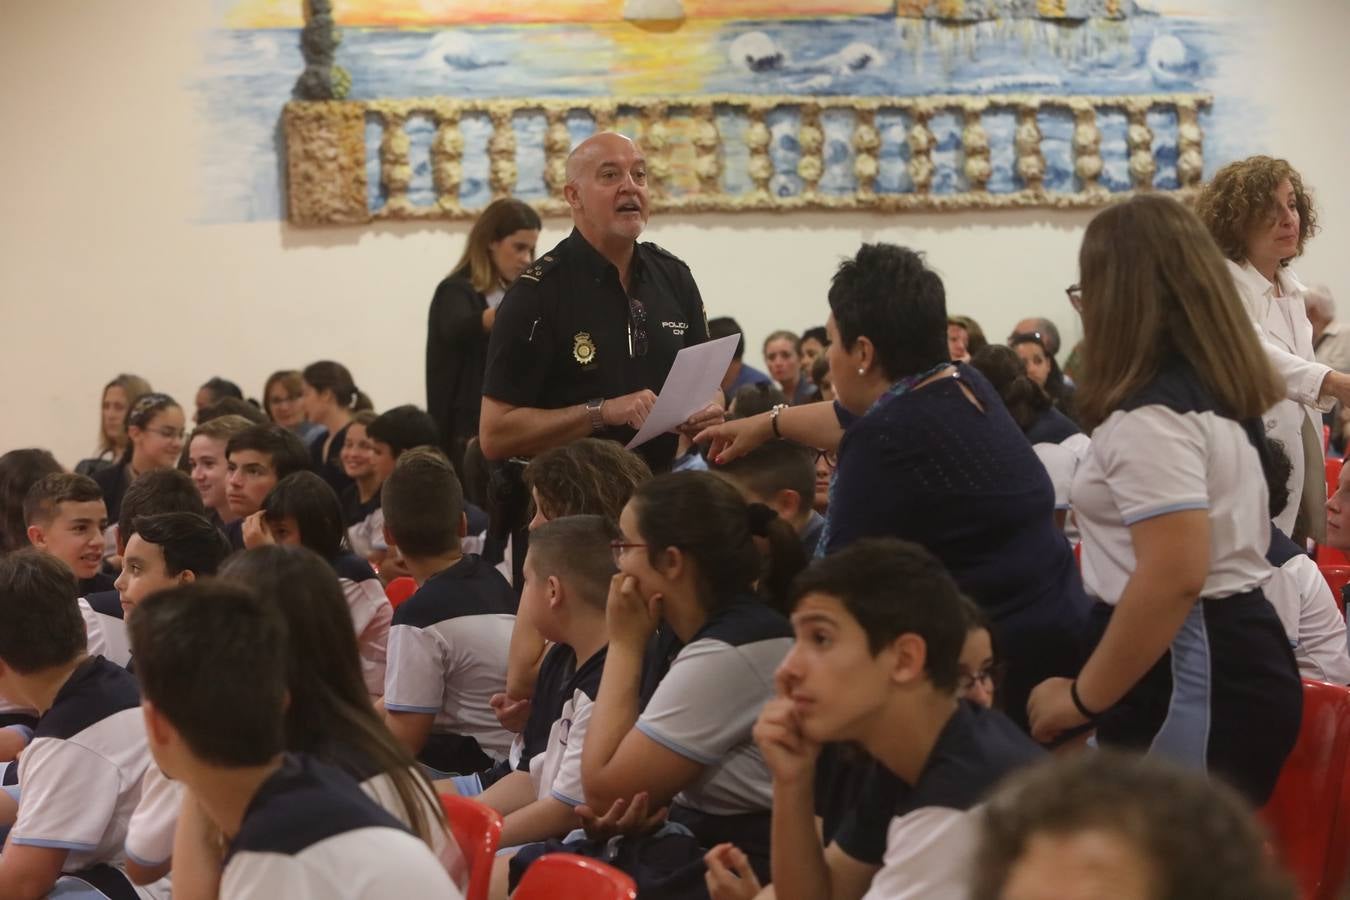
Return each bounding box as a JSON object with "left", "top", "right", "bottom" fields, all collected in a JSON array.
[
  {"left": 185, "top": 414, "right": 254, "bottom": 528},
  {"left": 203, "top": 547, "right": 463, "bottom": 886},
  {"left": 93, "top": 393, "right": 186, "bottom": 530},
  {"left": 24, "top": 471, "right": 114, "bottom": 594},
  {"left": 703, "top": 538, "right": 1043, "bottom": 900},
  {"left": 710, "top": 316, "right": 773, "bottom": 404},
  {"left": 193, "top": 377, "right": 244, "bottom": 422},
  {"left": 0, "top": 448, "right": 62, "bottom": 555},
  {"left": 477, "top": 516, "right": 617, "bottom": 859},
  {"left": 127, "top": 582, "right": 460, "bottom": 899},
  {"left": 1262, "top": 440, "right": 1350, "bottom": 684},
  {"left": 971, "top": 751, "right": 1295, "bottom": 900},
  {"left": 811, "top": 356, "right": 834, "bottom": 404},
  {"left": 0, "top": 549, "right": 163, "bottom": 900},
  {"left": 713, "top": 440, "right": 827, "bottom": 556},
  {"left": 365, "top": 405, "right": 443, "bottom": 573},
  {"left": 382, "top": 449, "right": 517, "bottom": 774},
  {"left": 81, "top": 469, "right": 209, "bottom": 666},
  {"left": 223, "top": 422, "right": 311, "bottom": 550},
  {"left": 507, "top": 473, "right": 802, "bottom": 894},
  {"left": 249, "top": 471, "right": 392, "bottom": 699},
  {"left": 196, "top": 396, "right": 267, "bottom": 426},
  {"left": 339, "top": 410, "right": 382, "bottom": 558},
  {"left": 958, "top": 600, "right": 1000, "bottom": 711},
  {"left": 730, "top": 382, "right": 789, "bottom": 420}
]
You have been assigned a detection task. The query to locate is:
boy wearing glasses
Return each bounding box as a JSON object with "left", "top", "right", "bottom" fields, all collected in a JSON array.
[
  {"left": 711, "top": 441, "right": 828, "bottom": 557},
  {"left": 380, "top": 449, "right": 517, "bottom": 775},
  {"left": 704, "top": 539, "right": 1041, "bottom": 900}
]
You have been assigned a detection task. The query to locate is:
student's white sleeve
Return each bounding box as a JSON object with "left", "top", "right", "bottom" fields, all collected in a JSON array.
[
  {"left": 125, "top": 765, "right": 183, "bottom": 867},
  {"left": 1032, "top": 442, "right": 1076, "bottom": 511},
  {"left": 636, "top": 642, "right": 769, "bottom": 764},
  {"left": 1285, "top": 555, "right": 1350, "bottom": 685},
  {"left": 12, "top": 739, "right": 120, "bottom": 852},
  {"left": 549, "top": 695, "right": 594, "bottom": 808},
  {"left": 343, "top": 579, "right": 392, "bottom": 698},
  {"left": 858, "top": 807, "right": 978, "bottom": 900},
  {"left": 369, "top": 509, "right": 388, "bottom": 553},
  {"left": 383, "top": 624, "right": 448, "bottom": 715},
  {"left": 78, "top": 597, "right": 108, "bottom": 659},
  {"left": 1096, "top": 408, "right": 1210, "bottom": 525}
]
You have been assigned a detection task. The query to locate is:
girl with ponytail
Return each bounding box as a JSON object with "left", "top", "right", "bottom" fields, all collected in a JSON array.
[{"left": 301, "top": 360, "right": 373, "bottom": 496}]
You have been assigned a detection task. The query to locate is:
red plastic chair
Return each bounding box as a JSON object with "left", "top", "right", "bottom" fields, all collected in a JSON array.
[
  {"left": 1329, "top": 457, "right": 1344, "bottom": 500},
  {"left": 1259, "top": 680, "right": 1350, "bottom": 900},
  {"left": 1320, "top": 566, "right": 1350, "bottom": 617},
  {"left": 385, "top": 576, "right": 418, "bottom": 609},
  {"left": 441, "top": 794, "right": 503, "bottom": 900},
  {"left": 514, "top": 853, "right": 637, "bottom": 900}
]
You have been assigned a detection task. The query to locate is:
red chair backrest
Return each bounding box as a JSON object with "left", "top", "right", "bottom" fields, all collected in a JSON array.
[
  {"left": 441, "top": 794, "right": 503, "bottom": 900},
  {"left": 1260, "top": 680, "right": 1350, "bottom": 900},
  {"left": 386, "top": 576, "right": 418, "bottom": 608},
  {"left": 1330, "top": 457, "right": 1344, "bottom": 498},
  {"left": 1320, "top": 566, "right": 1350, "bottom": 617},
  {"left": 513, "top": 853, "right": 637, "bottom": 900}
]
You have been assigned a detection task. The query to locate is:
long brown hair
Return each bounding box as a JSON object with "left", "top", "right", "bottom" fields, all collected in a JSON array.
[
  {"left": 98, "top": 374, "right": 153, "bottom": 456},
  {"left": 451, "top": 198, "right": 542, "bottom": 294},
  {"left": 1074, "top": 194, "right": 1283, "bottom": 431}
]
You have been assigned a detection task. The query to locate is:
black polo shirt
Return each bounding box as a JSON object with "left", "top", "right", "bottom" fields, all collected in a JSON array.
[{"left": 483, "top": 228, "right": 710, "bottom": 470}]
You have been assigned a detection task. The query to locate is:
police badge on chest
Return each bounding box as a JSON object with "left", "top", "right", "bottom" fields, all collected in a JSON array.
[{"left": 573, "top": 332, "right": 597, "bottom": 366}]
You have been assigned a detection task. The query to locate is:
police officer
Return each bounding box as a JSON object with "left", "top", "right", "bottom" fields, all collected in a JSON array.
[{"left": 480, "top": 132, "right": 723, "bottom": 472}]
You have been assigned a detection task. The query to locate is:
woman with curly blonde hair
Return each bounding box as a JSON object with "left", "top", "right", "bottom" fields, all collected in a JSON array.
[{"left": 1196, "top": 155, "right": 1350, "bottom": 542}]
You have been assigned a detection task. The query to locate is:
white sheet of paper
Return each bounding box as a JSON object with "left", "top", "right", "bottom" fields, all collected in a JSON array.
[{"left": 625, "top": 334, "right": 740, "bottom": 450}]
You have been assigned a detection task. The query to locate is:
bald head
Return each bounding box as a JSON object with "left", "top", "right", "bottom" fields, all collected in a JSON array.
[
  {"left": 566, "top": 132, "right": 643, "bottom": 186},
  {"left": 564, "top": 132, "right": 650, "bottom": 247}
]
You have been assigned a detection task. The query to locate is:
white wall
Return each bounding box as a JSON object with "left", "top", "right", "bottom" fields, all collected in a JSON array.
[{"left": 4, "top": 0, "right": 1350, "bottom": 465}]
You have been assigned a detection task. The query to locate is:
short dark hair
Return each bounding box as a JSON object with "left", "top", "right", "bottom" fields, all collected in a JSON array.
[
  {"left": 23, "top": 472, "right": 103, "bottom": 528},
  {"left": 262, "top": 471, "right": 347, "bottom": 560},
  {"left": 524, "top": 438, "right": 652, "bottom": 523},
  {"left": 730, "top": 382, "right": 788, "bottom": 419},
  {"left": 198, "top": 396, "right": 267, "bottom": 426},
  {"left": 790, "top": 538, "right": 967, "bottom": 691},
  {"left": 802, "top": 326, "right": 829, "bottom": 348},
  {"left": 1262, "top": 438, "right": 1294, "bottom": 521},
  {"left": 0, "top": 449, "right": 62, "bottom": 554},
  {"left": 131, "top": 512, "right": 231, "bottom": 577},
  {"left": 366, "top": 405, "right": 441, "bottom": 458},
  {"left": 828, "top": 243, "right": 948, "bottom": 380},
  {"left": 129, "top": 582, "right": 288, "bottom": 767},
  {"left": 708, "top": 316, "right": 746, "bottom": 361},
  {"left": 527, "top": 515, "right": 619, "bottom": 611},
  {"left": 200, "top": 377, "right": 244, "bottom": 403},
  {"left": 225, "top": 424, "right": 311, "bottom": 480},
  {"left": 0, "top": 549, "right": 85, "bottom": 673},
  {"left": 972, "top": 750, "right": 1295, "bottom": 900},
  {"left": 713, "top": 441, "right": 816, "bottom": 511},
  {"left": 119, "top": 469, "right": 205, "bottom": 546},
  {"left": 382, "top": 448, "right": 463, "bottom": 558}
]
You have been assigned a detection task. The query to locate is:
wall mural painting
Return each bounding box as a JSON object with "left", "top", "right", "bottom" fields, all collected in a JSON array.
[{"left": 198, "top": 1, "right": 1247, "bottom": 225}]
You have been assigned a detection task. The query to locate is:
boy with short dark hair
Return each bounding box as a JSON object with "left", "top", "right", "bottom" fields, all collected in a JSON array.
[
  {"left": 224, "top": 424, "right": 310, "bottom": 550},
  {"left": 128, "top": 582, "right": 458, "bottom": 899},
  {"left": 115, "top": 512, "right": 232, "bottom": 621},
  {"left": 382, "top": 449, "right": 516, "bottom": 775},
  {"left": 366, "top": 405, "right": 442, "bottom": 482},
  {"left": 704, "top": 538, "right": 1043, "bottom": 900},
  {"left": 713, "top": 441, "right": 826, "bottom": 556},
  {"left": 0, "top": 549, "right": 164, "bottom": 899},
  {"left": 477, "top": 515, "right": 617, "bottom": 855},
  {"left": 23, "top": 472, "right": 112, "bottom": 594}
]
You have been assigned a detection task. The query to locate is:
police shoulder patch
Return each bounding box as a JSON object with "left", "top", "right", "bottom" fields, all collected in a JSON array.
[{"left": 517, "top": 253, "right": 562, "bottom": 283}]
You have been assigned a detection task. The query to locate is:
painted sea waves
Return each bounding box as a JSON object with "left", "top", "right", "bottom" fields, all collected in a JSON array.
[{"left": 196, "top": 12, "right": 1247, "bottom": 222}]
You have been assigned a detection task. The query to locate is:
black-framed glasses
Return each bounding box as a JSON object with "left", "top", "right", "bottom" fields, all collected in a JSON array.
[
  {"left": 611, "top": 540, "right": 648, "bottom": 566},
  {"left": 628, "top": 297, "right": 648, "bottom": 359},
  {"left": 1066, "top": 283, "right": 1083, "bottom": 312},
  {"left": 815, "top": 448, "right": 838, "bottom": 470},
  {"left": 956, "top": 662, "right": 1005, "bottom": 693}
]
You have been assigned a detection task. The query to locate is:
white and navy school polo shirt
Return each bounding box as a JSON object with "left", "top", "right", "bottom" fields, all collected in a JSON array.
[
  {"left": 220, "top": 754, "right": 459, "bottom": 899},
  {"left": 530, "top": 646, "right": 607, "bottom": 808},
  {"left": 328, "top": 553, "right": 394, "bottom": 698},
  {"left": 636, "top": 599, "right": 792, "bottom": 817},
  {"left": 1072, "top": 363, "right": 1272, "bottom": 605},
  {"left": 81, "top": 589, "right": 132, "bottom": 668},
  {"left": 11, "top": 657, "right": 164, "bottom": 897},
  {"left": 383, "top": 555, "right": 517, "bottom": 768},
  {"left": 834, "top": 702, "right": 1044, "bottom": 900}
]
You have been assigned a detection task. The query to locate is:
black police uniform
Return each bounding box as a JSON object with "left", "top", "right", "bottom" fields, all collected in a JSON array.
[{"left": 483, "top": 228, "right": 710, "bottom": 472}]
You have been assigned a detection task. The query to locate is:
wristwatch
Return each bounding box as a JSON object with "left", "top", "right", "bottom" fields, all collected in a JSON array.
[{"left": 586, "top": 398, "right": 605, "bottom": 433}]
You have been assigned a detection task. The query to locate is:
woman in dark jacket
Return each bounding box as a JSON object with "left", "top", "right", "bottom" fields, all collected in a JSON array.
[{"left": 426, "top": 199, "right": 541, "bottom": 479}]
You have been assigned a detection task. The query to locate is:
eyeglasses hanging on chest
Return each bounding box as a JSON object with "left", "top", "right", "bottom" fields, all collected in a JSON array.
[{"left": 627, "top": 296, "right": 648, "bottom": 359}]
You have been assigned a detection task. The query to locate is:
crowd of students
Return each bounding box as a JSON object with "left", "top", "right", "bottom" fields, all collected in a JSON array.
[{"left": 0, "top": 152, "right": 1337, "bottom": 900}]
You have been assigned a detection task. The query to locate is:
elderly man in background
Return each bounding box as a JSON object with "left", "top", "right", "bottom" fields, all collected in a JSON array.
[{"left": 1308, "top": 284, "right": 1350, "bottom": 373}]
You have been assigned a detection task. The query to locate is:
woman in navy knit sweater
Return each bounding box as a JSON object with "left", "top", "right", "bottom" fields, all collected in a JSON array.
[{"left": 699, "top": 243, "right": 1089, "bottom": 729}]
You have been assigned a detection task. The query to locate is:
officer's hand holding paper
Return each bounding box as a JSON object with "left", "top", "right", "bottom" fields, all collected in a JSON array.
[{"left": 626, "top": 335, "right": 739, "bottom": 450}]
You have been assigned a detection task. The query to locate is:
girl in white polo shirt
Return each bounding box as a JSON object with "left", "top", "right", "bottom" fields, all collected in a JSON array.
[{"left": 1028, "top": 194, "right": 1301, "bottom": 807}]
